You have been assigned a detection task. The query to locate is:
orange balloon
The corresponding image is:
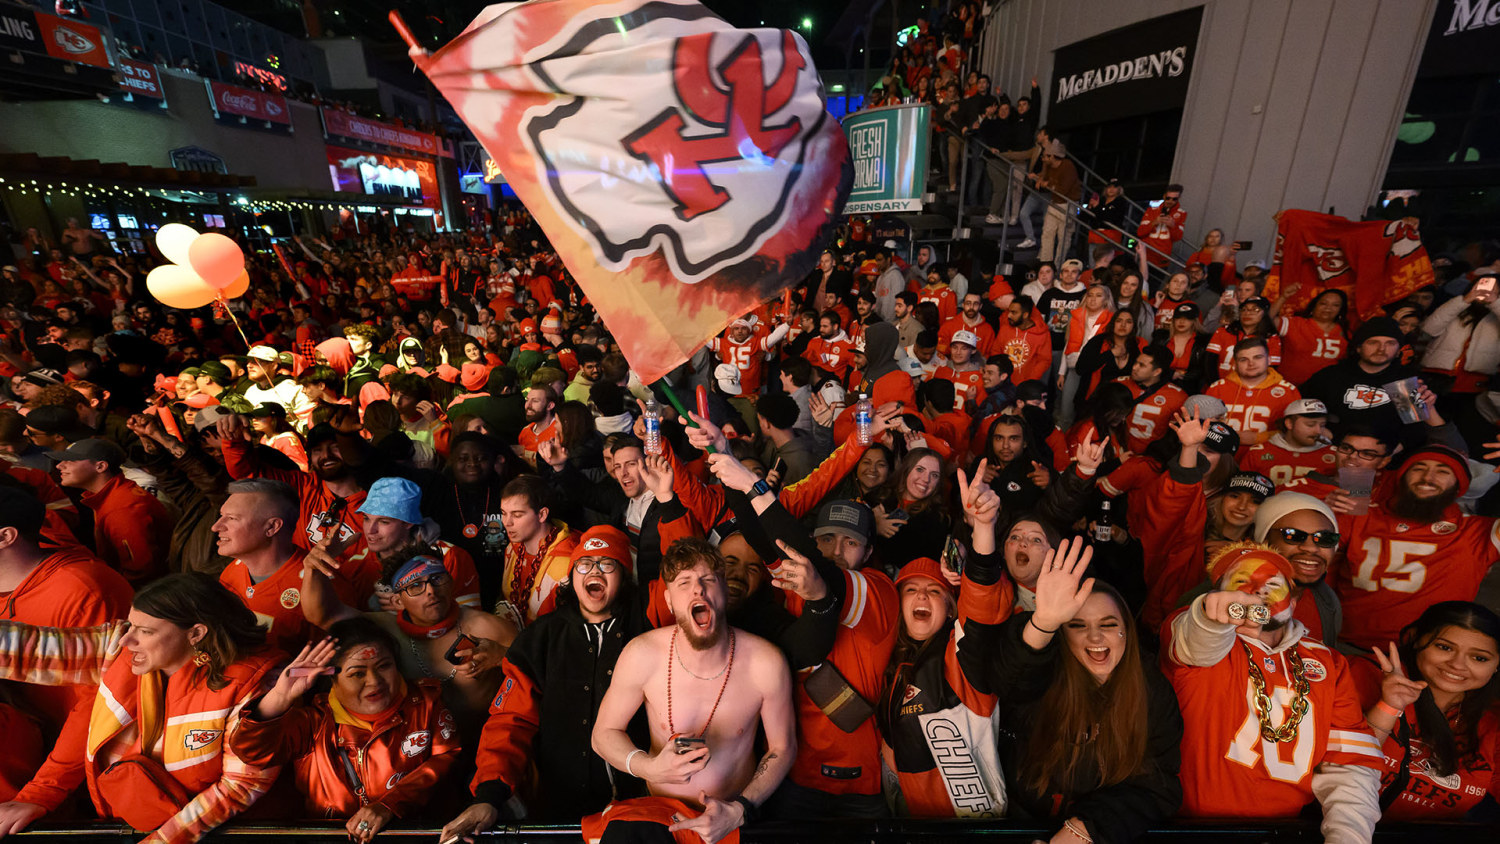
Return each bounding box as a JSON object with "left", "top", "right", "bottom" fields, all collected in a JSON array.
[
  {"left": 187, "top": 233, "right": 246, "bottom": 289},
  {"left": 222, "top": 271, "right": 250, "bottom": 299},
  {"left": 146, "top": 264, "right": 218, "bottom": 309}
]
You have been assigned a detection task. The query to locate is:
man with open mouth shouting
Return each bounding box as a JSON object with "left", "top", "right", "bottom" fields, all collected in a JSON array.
[{"left": 588, "top": 538, "right": 795, "bottom": 844}]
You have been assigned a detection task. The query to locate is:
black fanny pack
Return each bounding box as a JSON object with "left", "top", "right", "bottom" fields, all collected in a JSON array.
[{"left": 804, "top": 662, "right": 875, "bottom": 733}]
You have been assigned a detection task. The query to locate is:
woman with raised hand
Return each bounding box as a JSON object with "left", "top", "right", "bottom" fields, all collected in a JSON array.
[
  {"left": 1360, "top": 601, "right": 1500, "bottom": 819},
  {"left": 961, "top": 536, "right": 1183, "bottom": 843},
  {"left": 877, "top": 463, "right": 1006, "bottom": 817},
  {"left": 0, "top": 573, "right": 281, "bottom": 843},
  {"left": 228, "top": 617, "right": 460, "bottom": 842}
]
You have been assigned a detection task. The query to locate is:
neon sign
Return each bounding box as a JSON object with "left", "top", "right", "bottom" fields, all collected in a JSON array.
[{"left": 234, "top": 61, "right": 286, "bottom": 91}]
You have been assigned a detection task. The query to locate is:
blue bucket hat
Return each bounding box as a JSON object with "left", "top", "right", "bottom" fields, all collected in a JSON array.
[{"left": 357, "top": 477, "right": 423, "bottom": 525}]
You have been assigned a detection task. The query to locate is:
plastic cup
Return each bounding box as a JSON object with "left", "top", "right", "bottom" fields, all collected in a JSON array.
[
  {"left": 1338, "top": 466, "right": 1376, "bottom": 515},
  {"left": 1382, "top": 377, "right": 1429, "bottom": 425}
]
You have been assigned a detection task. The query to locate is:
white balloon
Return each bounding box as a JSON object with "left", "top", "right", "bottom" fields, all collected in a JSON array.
[{"left": 155, "top": 223, "right": 200, "bottom": 266}]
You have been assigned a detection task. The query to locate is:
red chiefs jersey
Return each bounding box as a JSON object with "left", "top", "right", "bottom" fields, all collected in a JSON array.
[
  {"left": 220, "top": 550, "right": 379, "bottom": 653},
  {"left": 1278, "top": 316, "right": 1347, "bottom": 386},
  {"left": 1163, "top": 610, "right": 1383, "bottom": 819},
  {"left": 517, "top": 416, "right": 560, "bottom": 459},
  {"left": 847, "top": 217, "right": 869, "bottom": 242},
  {"left": 1242, "top": 436, "right": 1338, "bottom": 488},
  {"left": 916, "top": 285, "right": 958, "bottom": 324},
  {"left": 932, "top": 365, "right": 987, "bottom": 412},
  {"left": 803, "top": 334, "right": 855, "bottom": 380},
  {"left": 1116, "top": 378, "right": 1188, "bottom": 454},
  {"left": 1282, "top": 473, "right": 1338, "bottom": 499},
  {"left": 1205, "top": 373, "right": 1300, "bottom": 443},
  {"left": 1333, "top": 504, "right": 1500, "bottom": 651},
  {"left": 710, "top": 329, "right": 774, "bottom": 396},
  {"left": 937, "top": 315, "right": 995, "bottom": 358},
  {"left": 1206, "top": 329, "right": 1282, "bottom": 377}
]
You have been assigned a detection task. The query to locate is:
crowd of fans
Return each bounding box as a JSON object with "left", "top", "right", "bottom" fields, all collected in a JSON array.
[
  {"left": 0, "top": 183, "right": 1498, "bottom": 844},
  {"left": 0, "top": 6, "right": 1498, "bottom": 843}
]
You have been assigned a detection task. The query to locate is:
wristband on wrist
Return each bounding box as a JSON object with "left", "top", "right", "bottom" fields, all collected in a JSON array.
[
  {"left": 624, "top": 748, "right": 645, "bottom": 777},
  {"left": 1028, "top": 617, "right": 1059, "bottom": 635},
  {"left": 1375, "top": 700, "right": 1403, "bottom": 719}
]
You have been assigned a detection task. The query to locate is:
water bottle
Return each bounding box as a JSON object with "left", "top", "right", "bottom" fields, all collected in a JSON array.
[
  {"left": 1093, "top": 500, "right": 1113, "bottom": 543},
  {"left": 643, "top": 399, "right": 663, "bottom": 455},
  {"left": 854, "top": 393, "right": 874, "bottom": 446}
]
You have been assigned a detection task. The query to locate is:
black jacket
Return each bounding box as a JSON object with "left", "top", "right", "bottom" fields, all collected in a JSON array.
[
  {"left": 959, "top": 608, "right": 1183, "bottom": 843},
  {"left": 538, "top": 458, "right": 667, "bottom": 582},
  {"left": 471, "top": 597, "right": 649, "bottom": 821}
]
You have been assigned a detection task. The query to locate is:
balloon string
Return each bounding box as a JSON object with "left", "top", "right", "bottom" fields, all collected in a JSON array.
[{"left": 219, "top": 296, "right": 251, "bottom": 349}]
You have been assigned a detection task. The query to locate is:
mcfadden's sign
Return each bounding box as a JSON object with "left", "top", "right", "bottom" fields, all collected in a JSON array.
[
  {"left": 1418, "top": 0, "right": 1500, "bottom": 77},
  {"left": 1047, "top": 7, "right": 1202, "bottom": 130}
]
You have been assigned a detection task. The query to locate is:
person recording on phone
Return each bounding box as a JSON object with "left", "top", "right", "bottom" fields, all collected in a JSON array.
[{"left": 1418, "top": 271, "right": 1500, "bottom": 419}]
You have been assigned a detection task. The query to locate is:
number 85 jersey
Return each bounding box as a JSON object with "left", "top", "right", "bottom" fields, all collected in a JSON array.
[{"left": 1333, "top": 502, "right": 1500, "bottom": 653}]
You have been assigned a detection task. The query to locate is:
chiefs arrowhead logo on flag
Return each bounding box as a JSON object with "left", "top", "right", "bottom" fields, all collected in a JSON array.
[
  {"left": 410, "top": 0, "right": 851, "bottom": 382},
  {"left": 1264, "top": 209, "right": 1435, "bottom": 323}
]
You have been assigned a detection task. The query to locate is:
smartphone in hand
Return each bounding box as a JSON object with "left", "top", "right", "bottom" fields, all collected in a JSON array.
[{"left": 444, "top": 634, "right": 478, "bottom": 666}]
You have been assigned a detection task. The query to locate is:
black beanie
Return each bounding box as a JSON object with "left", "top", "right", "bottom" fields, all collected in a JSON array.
[{"left": 1352, "top": 316, "right": 1401, "bottom": 346}]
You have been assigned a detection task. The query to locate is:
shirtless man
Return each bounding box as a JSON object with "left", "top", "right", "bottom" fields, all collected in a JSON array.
[
  {"left": 589, "top": 537, "right": 795, "bottom": 844},
  {"left": 301, "top": 540, "right": 516, "bottom": 748}
]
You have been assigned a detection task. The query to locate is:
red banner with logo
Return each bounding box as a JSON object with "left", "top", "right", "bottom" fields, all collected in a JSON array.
[
  {"left": 322, "top": 108, "right": 441, "bottom": 158},
  {"left": 412, "top": 0, "right": 851, "bottom": 383},
  {"left": 208, "top": 80, "right": 291, "bottom": 126},
  {"left": 34, "top": 12, "right": 111, "bottom": 69},
  {"left": 118, "top": 58, "right": 163, "bottom": 99},
  {"left": 1263, "top": 209, "right": 1435, "bottom": 322}
]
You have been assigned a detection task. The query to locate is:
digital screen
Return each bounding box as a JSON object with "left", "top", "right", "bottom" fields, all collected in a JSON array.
[
  {"left": 89, "top": 214, "right": 111, "bottom": 229},
  {"left": 117, "top": 215, "right": 139, "bottom": 229}
]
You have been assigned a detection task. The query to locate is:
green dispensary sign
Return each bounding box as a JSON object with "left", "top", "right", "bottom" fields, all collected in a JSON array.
[{"left": 842, "top": 104, "right": 929, "bottom": 215}]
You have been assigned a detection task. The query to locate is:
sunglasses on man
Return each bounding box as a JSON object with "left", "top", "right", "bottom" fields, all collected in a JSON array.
[{"left": 1271, "top": 527, "right": 1339, "bottom": 549}]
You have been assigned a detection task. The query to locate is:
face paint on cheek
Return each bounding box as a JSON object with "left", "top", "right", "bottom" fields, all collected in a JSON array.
[{"left": 1223, "top": 559, "right": 1293, "bottom": 618}]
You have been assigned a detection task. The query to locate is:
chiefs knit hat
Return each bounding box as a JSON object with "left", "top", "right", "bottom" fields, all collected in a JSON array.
[
  {"left": 896, "top": 557, "right": 956, "bottom": 599},
  {"left": 1253, "top": 492, "right": 1338, "bottom": 544},
  {"left": 1207, "top": 542, "right": 1295, "bottom": 586},
  {"left": 1352, "top": 316, "right": 1402, "bottom": 346},
  {"left": 1392, "top": 444, "right": 1471, "bottom": 497},
  {"left": 518, "top": 318, "right": 538, "bottom": 335},
  {"left": 460, "top": 362, "right": 489, "bottom": 392},
  {"left": 571, "top": 525, "right": 633, "bottom": 574}
]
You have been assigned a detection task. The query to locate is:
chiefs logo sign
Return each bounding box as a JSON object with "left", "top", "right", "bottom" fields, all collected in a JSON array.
[
  {"left": 526, "top": 16, "right": 828, "bottom": 282},
  {"left": 1384, "top": 219, "right": 1422, "bottom": 259}
]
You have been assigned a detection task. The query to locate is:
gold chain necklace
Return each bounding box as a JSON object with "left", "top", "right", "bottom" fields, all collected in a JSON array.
[{"left": 1243, "top": 641, "right": 1310, "bottom": 743}]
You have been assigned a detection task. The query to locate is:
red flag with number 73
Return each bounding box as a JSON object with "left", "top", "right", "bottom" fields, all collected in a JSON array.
[{"left": 407, "top": 0, "right": 851, "bottom": 382}]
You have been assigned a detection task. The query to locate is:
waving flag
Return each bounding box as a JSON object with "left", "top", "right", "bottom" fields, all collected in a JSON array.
[
  {"left": 1263, "top": 209, "right": 1434, "bottom": 322},
  {"left": 408, "top": 0, "right": 852, "bottom": 382}
]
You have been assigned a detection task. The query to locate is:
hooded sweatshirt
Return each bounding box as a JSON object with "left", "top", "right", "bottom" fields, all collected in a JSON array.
[{"left": 1204, "top": 368, "right": 1300, "bottom": 445}]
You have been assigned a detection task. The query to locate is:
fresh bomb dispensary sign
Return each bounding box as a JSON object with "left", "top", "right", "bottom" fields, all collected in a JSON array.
[
  {"left": 842, "top": 104, "right": 929, "bottom": 215},
  {"left": 1047, "top": 6, "right": 1203, "bottom": 130}
]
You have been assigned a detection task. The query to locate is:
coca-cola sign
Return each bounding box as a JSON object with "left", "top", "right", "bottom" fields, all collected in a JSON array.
[{"left": 208, "top": 80, "right": 291, "bottom": 126}]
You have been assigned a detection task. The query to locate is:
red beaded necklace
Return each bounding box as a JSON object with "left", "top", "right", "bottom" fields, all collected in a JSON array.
[{"left": 666, "top": 627, "right": 735, "bottom": 739}]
